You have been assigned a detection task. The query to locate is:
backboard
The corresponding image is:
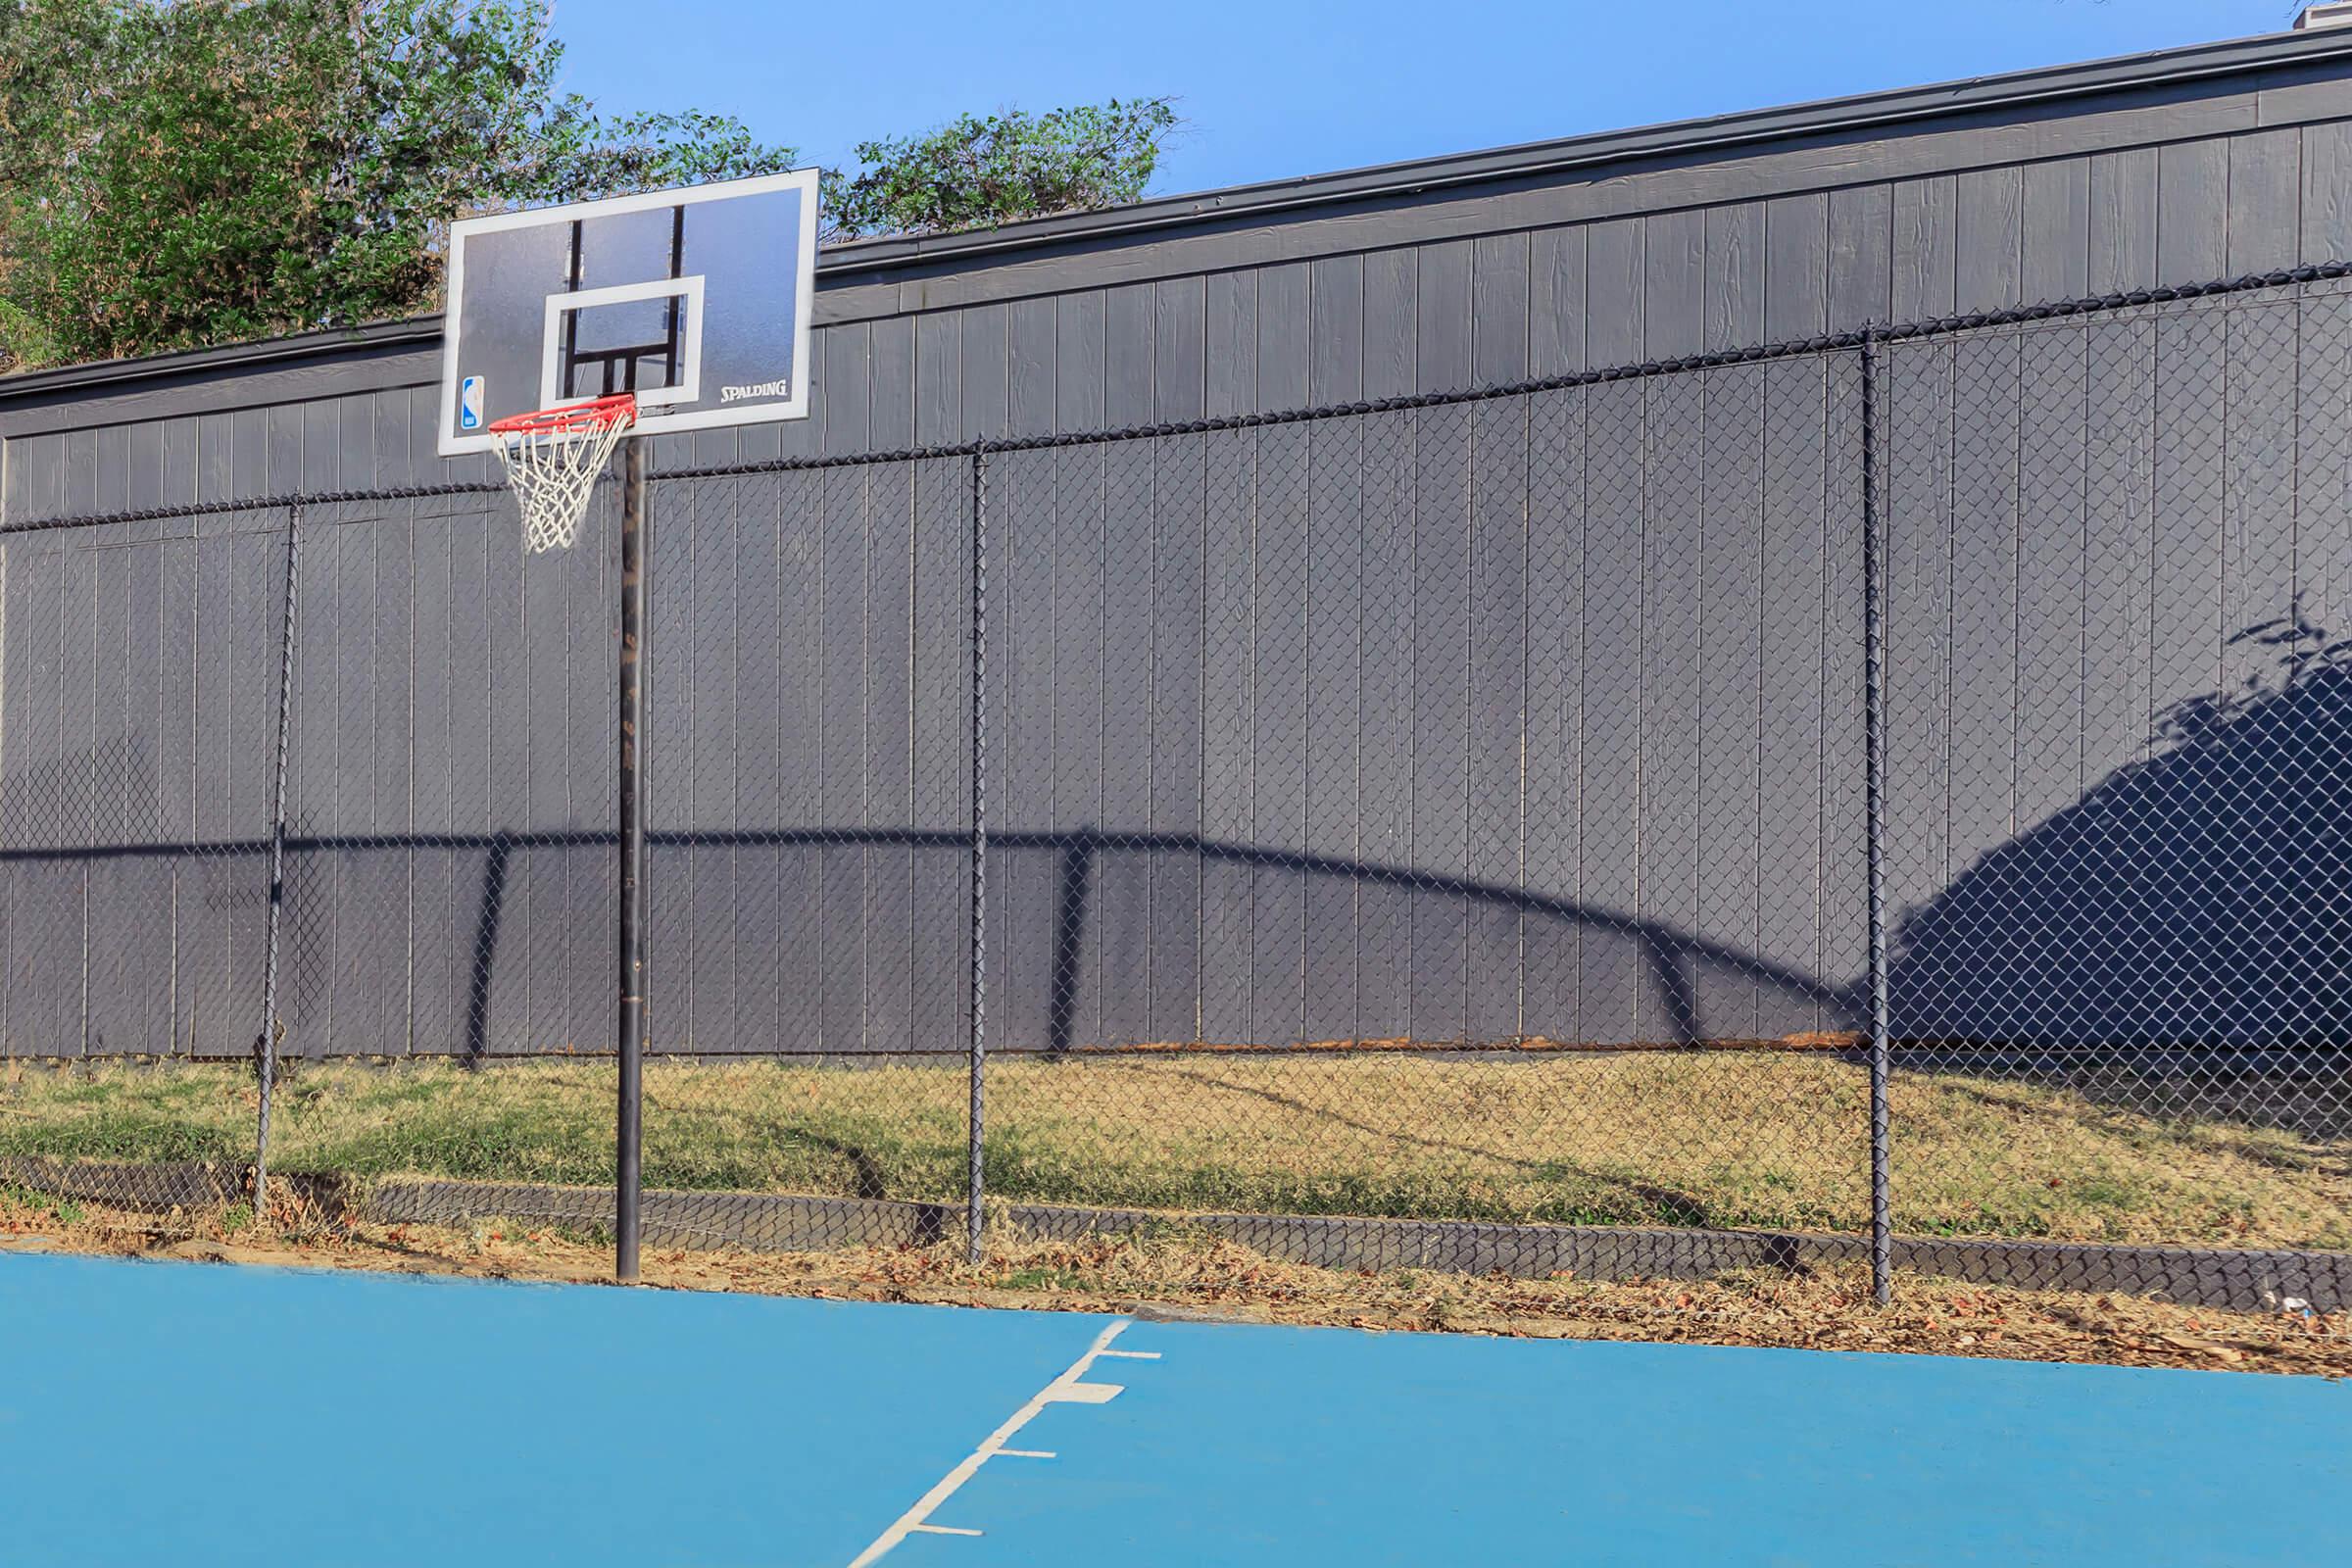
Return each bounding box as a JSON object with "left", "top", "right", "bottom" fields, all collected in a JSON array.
[{"left": 437, "top": 170, "right": 820, "bottom": 456}]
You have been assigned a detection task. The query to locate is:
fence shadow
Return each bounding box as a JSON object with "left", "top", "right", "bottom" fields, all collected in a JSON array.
[
  {"left": 1884, "top": 618, "right": 2352, "bottom": 1138},
  {"left": 7, "top": 630, "right": 2351, "bottom": 1150},
  {"left": 0, "top": 815, "right": 1853, "bottom": 1060}
]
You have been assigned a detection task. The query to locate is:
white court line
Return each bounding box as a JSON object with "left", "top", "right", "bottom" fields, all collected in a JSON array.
[{"left": 846, "top": 1319, "right": 1144, "bottom": 1567}]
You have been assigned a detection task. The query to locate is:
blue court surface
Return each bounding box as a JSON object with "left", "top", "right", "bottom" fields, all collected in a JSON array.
[{"left": 3, "top": 1251, "right": 2346, "bottom": 1566}]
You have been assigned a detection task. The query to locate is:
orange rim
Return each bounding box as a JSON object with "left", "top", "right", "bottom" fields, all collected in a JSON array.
[{"left": 487, "top": 392, "right": 638, "bottom": 437}]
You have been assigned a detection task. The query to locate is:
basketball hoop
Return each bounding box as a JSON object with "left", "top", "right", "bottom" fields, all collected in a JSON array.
[{"left": 490, "top": 393, "right": 637, "bottom": 552}]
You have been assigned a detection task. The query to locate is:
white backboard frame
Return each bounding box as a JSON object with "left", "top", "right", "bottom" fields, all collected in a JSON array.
[{"left": 437, "top": 169, "right": 819, "bottom": 457}]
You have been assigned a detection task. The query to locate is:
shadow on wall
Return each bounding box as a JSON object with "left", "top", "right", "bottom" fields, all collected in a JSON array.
[
  {"left": 1886, "top": 608, "right": 2352, "bottom": 1079},
  {"left": 986, "top": 830, "right": 1850, "bottom": 1056},
  {"left": 6, "top": 614, "right": 2352, "bottom": 1104}
]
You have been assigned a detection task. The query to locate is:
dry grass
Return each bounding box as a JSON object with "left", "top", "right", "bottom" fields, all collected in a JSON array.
[
  {"left": 4, "top": 1051, "right": 2345, "bottom": 1248},
  {"left": 2, "top": 1186, "right": 2344, "bottom": 1377}
]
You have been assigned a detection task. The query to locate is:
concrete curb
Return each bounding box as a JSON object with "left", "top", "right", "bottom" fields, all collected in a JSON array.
[{"left": 364, "top": 1179, "right": 2352, "bottom": 1313}]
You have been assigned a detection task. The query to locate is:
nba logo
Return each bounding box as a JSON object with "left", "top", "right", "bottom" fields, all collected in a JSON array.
[{"left": 460, "top": 376, "right": 485, "bottom": 430}]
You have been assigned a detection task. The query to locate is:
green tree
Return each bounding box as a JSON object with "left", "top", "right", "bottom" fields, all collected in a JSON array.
[
  {"left": 0, "top": 1, "right": 1175, "bottom": 369},
  {"left": 826, "top": 101, "right": 1180, "bottom": 243}
]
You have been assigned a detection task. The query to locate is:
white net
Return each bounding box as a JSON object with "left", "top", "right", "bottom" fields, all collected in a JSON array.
[{"left": 493, "top": 399, "right": 635, "bottom": 552}]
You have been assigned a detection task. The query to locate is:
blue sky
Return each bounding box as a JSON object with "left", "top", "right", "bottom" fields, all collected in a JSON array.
[{"left": 549, "top": 1, "right": 2311, "bottom": 198}]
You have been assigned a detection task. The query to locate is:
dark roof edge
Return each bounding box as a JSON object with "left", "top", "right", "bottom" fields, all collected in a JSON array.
[
  {"left": 8, "top": 23, "right": 2350, "bottom": 406},
  {"left": 0, "top": 314, "right": 440, "bottom": 403},
  {"left": 818, "top": 24, "right": 2352, "bottom": 275}
]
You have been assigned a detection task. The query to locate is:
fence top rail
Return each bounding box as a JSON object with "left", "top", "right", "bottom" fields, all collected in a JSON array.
[{"left": 6, "top": 260, "right": 2349, "bottom": 539}]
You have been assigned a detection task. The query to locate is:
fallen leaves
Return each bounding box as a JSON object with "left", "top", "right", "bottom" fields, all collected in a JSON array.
[{"left": 0, "top": 1184, "right": 2343, "bottom": 1376}]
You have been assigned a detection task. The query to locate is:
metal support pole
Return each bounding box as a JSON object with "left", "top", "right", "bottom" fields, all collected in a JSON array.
[
  {"left": 253, "top": 504, "right": 302, "bottom": 1229},
  {"left": 967, "top": 448, "right": 990, "bottom": 1264},
  {"left": 617, "top": 438, "right": 649, "bottom": 1281},
  {"left": 1859, "top": 333, "right": 1893, "bottom": 1305}
]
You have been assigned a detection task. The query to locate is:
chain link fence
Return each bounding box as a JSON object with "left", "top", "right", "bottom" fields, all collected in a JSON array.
[
  {"left": 0, "top": 505, "right": 293, "bottom": 1232},
  {"left": 2, "top": 270, "right": 2346, "bottom": 1307}
]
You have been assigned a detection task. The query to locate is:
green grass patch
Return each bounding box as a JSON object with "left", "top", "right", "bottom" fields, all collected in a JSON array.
[{"left": 0, "top": 1054, "right": 2343, "bottom": 1249}]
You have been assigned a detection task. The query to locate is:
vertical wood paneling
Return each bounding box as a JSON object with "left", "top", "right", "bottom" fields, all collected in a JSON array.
[
  {"left": 407, "top": 498, "right": 455, "bottom": 1054},
  {"left": 1577, "top": 380, "right": 1643, "bottom": 1041},
  {"left": 910, "top": 457, "right": 969, "bottom": 1055},
  {"left": 2220, "top": 299, "right": 2299, "bottom": 778},
  {"left": 2089, "top": 147, "right": 2159, "bottom": 293},
  {"left": 2023, "top": 158, "right": 2091, "bottom": 305},
  {"left": 1206, "top": 270, "right": 1259, "bottom": 416},
  {"left": 152, "top": 531, "right": 197, "bottom": 1052},
  {"left": 1828, "top": 183, "right": 1892, "bottom": 332},
  {"left": 913, "top": 313, "right": 958, "bottom": 449},
  {"left": 681, "top": 475, "right": 741, "bottom": 1051},
  {"left": 1756, "top": 358, "right": 1830, "bottom": 1034},
  {"left": 82, "top": 540, "right": 158, "bottom": 1054},
  {"left": 1703, "top": 202, "right": 1764, "bottom": 352},
  {"left": 1640, "top": 374, "right": 1703, "bottom": 1039},
  {"left": 124, "top": 423, "right": 164, "bottom": 514},
  {"left": 2229, "top": 127, "right": 2302, "bottom": 274},
  {"left": 1891, "top": 175, "right": 1957, "bottom": 319},
  {"left": 1695, "top": 365, "right": 1764, "bottom": 1040},
  {"left": 1941, "top": 332, "right": 2025, "bottom": 960},
  {"left": 1764, "top": 193, "right": 1828, "bottom": 342},
  {"left": 1301, "top": 414, "right": 1361, "bottom": 1042},
  {"left": 2297, "top": 292, "right": 2352, "bottom": 667},
  {"left": 861, "top": 463, "right": 915, "bottom": 1053},
  {"left": 2157, "top": 138, "right": 2230, "bottom": 281},
  {"left": 871, "top": 315, "right": 918, "bottom": 450},
  {"left": 1882, "top": 338, "right": 1954, "bottom": 925},
  {"left": 1258, "top": 262, "right": 1312, "bottom": 409},
  {"left": 960, "top": 302, "right": 1010, "bottom": 442},
  {"left": 1052, "top": 442, "right": 1108, "bottom": 1048},
  {"left": 1643, "top": 210, "right": 1705, "bottom": 361},
  {"left": 2014, "top": 323, "right": 2090, "bottom": 838},
  {"left": 226, "top": 528, "right": 281, "bottom": 1050},
  {"left": 1587, "top": 218, "right": 1644, "bottom": 367},
  {"left": 1103, "top": 283, "right": 1155, "bottom": 427},
  {"left": 1199, "top": 429, "right": 1253, "bottom": 1041},
  {"left": 1473, "top": 231, "right": 1532, "bottom": 385},
  {"left": 1308, "top": 255, "right": 1363, "bottom": 403},
  {"left": 1056, "top": 291, "right": 1107, "bottom": 431},
  {"left": 1528, "top": 225, "right": 1589, "bottom": 376},
  {"left": 1362, "top": 247, "right": 1418, "bottom": 397},
  {"left": 733, "top": 472, "right": 787, "bottom": 1056},
  {"left": 1148, "top": 435, "right": 1205, "bottom": 1043},
  {"left": 1354, "top": 409, "right": 1415, "bottom": 1039},
  {"left": 1465, "top": 398, "right": 1528, "bottom": 1042},
  {"left": 1955, "top": 166, "right": 2024, "bottom": 313},
  {"left": 7, "top": 553, "right": 76, "bottom": 1052},
  {"left": 816, "top": 467, "right": 866, "bottom": 1051},
  {"left": 1099, "top": 434, "right": 1155, "bottom": 1046},
  {"left": 1251, "top": 424, "right": 1310, "bottom": 1045},
  {"left": 1153, "top": 277, "right": 1206, "bottom": 421},
  {"left": 2080, "top": 314, "right": 2156, "bottom": 850},
  {"left": 1415, "top": 240, "right": 1474, "bottom": 393},
  {"left": 2300, "top": 121, "right": 2352, "bottom": 263},
  {"left": 1004, "top": 301, "right": 1054, "bottom": 440},
  {"left": 1521, "top": 387, "right": 1583, "bottom": 1039},
  {"left": 773, "top": 470, "right": 825, "bottom": 1054},
  {"left": 1409, "top": 406, "right": 1471, "bottom": 1040},
  {"left": 995, "top": 416, "right": 1055, "bottom": 1055}
]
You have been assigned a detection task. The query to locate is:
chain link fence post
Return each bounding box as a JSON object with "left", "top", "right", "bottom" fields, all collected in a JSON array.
[
  {"left": 967, "top": 446, "right": 991, "bottom": 1265},
  {"left": 252, "top": 502, "right": 302, "bottom": 1231},
  {"left": 1859, "top": 331, "right": 1894, "bottom": 1305}
]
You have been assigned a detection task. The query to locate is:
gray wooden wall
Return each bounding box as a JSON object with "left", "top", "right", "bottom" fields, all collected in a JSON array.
[{"left": 5, "top": 36, "right": 2352, "bottom": 1056}]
